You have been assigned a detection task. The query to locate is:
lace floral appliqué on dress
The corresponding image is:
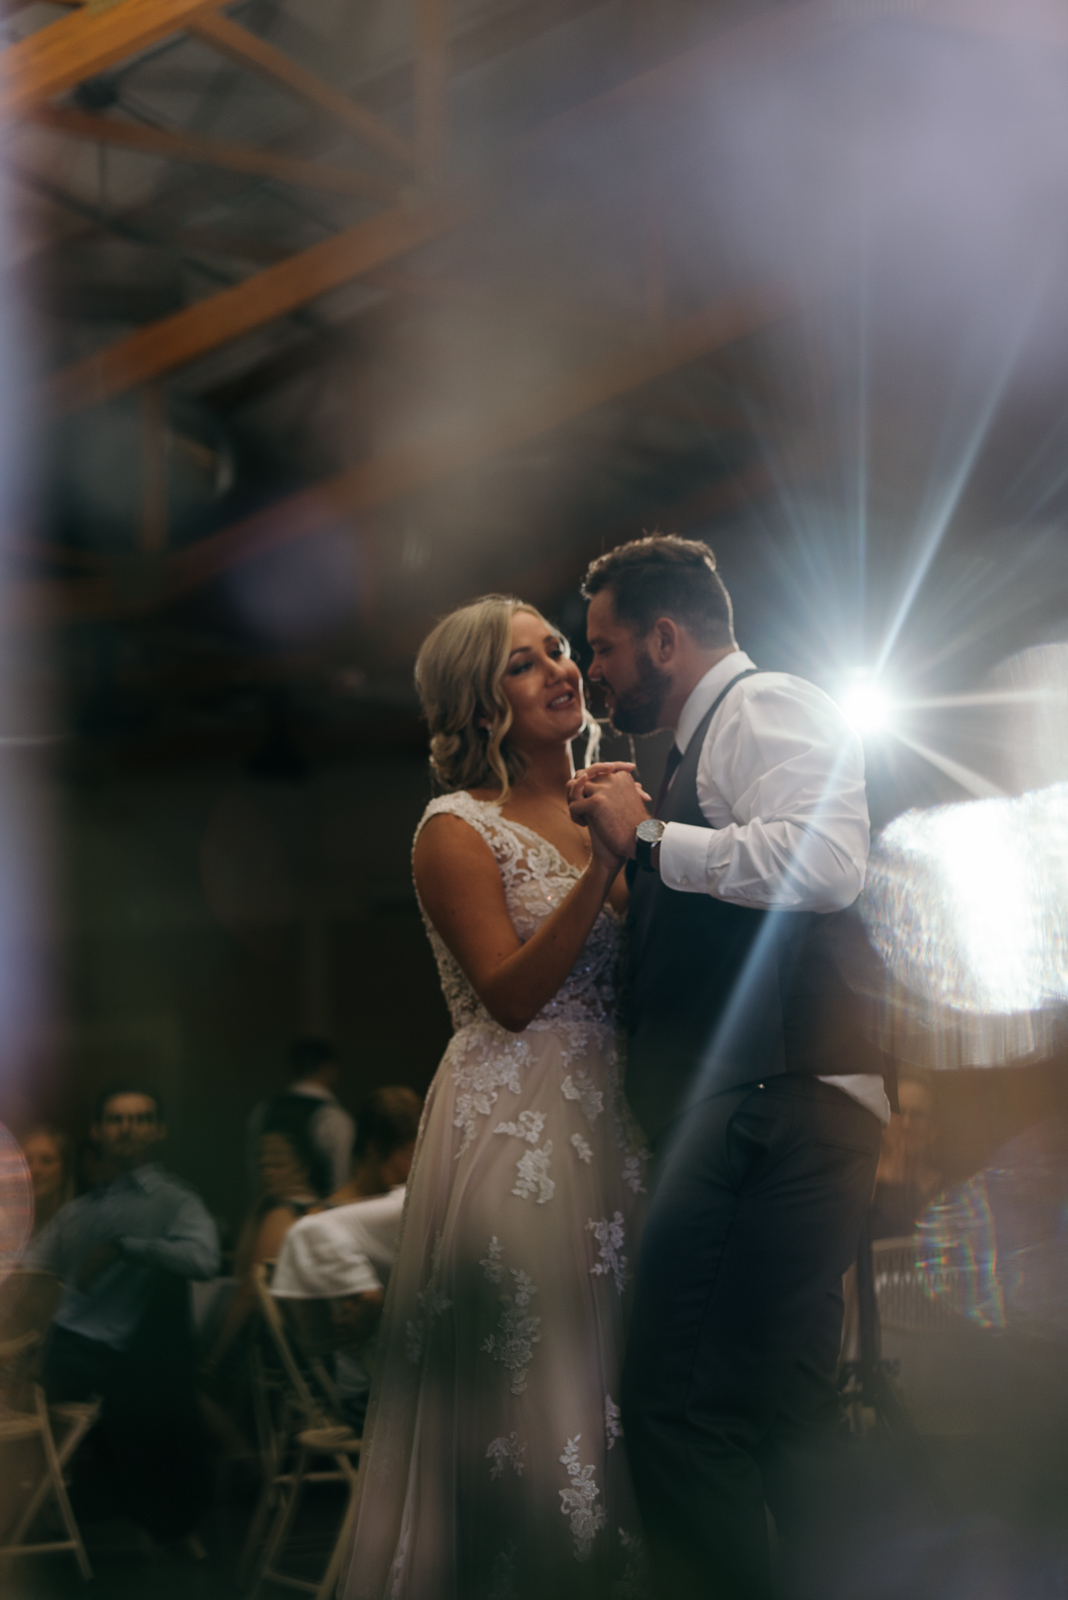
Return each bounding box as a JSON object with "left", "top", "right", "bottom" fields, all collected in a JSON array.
[
  {"left": 483, "top": 1264, "right": 541, "bottom": 1396},
  {"left": 559, "top": 1436, "right": 608, "bottom": 1560},
  {"left": 344, "top": 791, "right": 647, "bottom": 1600}
]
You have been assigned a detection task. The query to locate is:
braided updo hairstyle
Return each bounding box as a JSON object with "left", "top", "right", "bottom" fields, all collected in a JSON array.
[{"left": 414, "top": 595, "right": 568, "bottom": 801}]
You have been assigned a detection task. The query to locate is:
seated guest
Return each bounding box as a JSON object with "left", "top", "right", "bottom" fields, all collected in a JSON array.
[
  {"left": 272, "top": 1087, "right": 422, "bottom": 1428},
  {"left": 21, "top": 1124, "right": 74, "bottom": 1234},
  {"left": 204, "top": 1113, "right": 329, "bottom": 1375},
  {"left": 28, "top": 1085, "right": 219, "bottom": 1548},
  {"left": 247, "top": 1037, "right": 355, "bottom": 1196},
  {"left": 870, "top": 1071, "right": 942, "bottom": 1239},
  {"left": 310, "top": 1085, "right": 422, "bottom": 1211}
]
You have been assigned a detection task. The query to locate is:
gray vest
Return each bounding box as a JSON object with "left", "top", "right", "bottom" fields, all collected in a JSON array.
[{"left": 624, "top": 674, "right": 887, "bottom": 1143}]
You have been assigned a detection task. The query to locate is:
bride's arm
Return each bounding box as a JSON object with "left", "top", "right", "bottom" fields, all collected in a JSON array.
[{"left": 413, "top": 814, "right": 621, "bottom": 1033}]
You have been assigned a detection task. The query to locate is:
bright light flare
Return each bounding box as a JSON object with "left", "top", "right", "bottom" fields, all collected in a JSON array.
[
  {"left": 840, "top": 675, "right": 893, "bottom": 735},
  {"left": 862, "top": 781, "right": 1068, "bottom": 1020}
]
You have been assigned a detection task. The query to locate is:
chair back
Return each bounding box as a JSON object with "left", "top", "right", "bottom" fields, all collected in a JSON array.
[
  {"left": 281, "top": 1299, "right": 355, "bottom": 1416},
  {"left": 251, "top": 1264, "right": 322, "bottom": 1423},
  {"left": 0, "top": 1270, "right": 63, "bottom": 1406},
  {"left": 0, "top": 1270, "right": 63, "bottom": 1349},
  {"left": 283, "top": 1297, "right": 343, "bottom": 1360}
]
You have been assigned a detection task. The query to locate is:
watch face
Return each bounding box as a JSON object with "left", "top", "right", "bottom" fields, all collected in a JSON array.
[{"left": 637, "top": 819, "right": 665, "bottom": 843}]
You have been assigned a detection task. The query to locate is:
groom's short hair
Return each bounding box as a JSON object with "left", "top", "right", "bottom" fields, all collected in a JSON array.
[{"left": 581, "top": 534, "right": 735, "bottom": 647}]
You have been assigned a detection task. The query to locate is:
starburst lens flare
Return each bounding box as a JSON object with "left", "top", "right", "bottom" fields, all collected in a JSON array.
[
  {"left": 862, "top": 782, "right": 1068, "bottom": 1018},
  {"left": 840, "top": 678, "right": 892, "bottom": 735}
]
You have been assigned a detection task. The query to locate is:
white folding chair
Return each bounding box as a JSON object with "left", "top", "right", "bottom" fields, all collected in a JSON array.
[
  {"left": 0, "top": 1269, "right": 100, "bottom": 1581},
  {"left": 245, "top": 1267, "right": 360, "bottom": 1600},
  {"left": 238, "top": 1267, "right": 331, "bottom": 1587},
  {"left": 0, "top": 1384, "right": 100, "bottom": 1580},
  {"left": 238, "top": 1336, "right": 291, "bottom": 1586}
]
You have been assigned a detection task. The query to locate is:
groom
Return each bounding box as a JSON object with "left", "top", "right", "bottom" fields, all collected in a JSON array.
[{"left": 569, "top": 535, "right": 893, "bottom": 1599}]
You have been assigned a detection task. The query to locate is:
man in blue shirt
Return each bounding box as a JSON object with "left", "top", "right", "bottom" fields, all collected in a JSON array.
[{"left": 29, "top": 1084, "right": 220, "bottom": 1546}]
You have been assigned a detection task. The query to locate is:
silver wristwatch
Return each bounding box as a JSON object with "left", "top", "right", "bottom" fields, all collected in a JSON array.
[{"left": 635, "top": 818, "right": 667, "bottom": 872}]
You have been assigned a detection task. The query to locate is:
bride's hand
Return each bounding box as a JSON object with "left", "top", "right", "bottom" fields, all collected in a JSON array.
[
  {"left": 568, "top": 763, "right": 651, "bottom": 808},
  {"left": 586, "top": 813, "right": 626, "bottom": 874},
  {"left": 570, "top": 766, "right": 653, "bottom": 860},
  {"left": 569, "top": 764, "right": 650, "bottom": 876}
]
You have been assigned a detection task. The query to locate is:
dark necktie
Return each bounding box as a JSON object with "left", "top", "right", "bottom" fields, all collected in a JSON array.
[{"left": 654, "top": 742, "right": 683, "bottom": 817}]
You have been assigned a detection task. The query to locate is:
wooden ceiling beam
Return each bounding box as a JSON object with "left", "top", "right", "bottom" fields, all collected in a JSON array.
[
  {"left": 186, "top": 11, "right": 415, "bottom": 170},
  {"left": 44, "top": 188, "right": 473, "bottom": 412},
  {"left": 0, "top": 0, "right": 220, "bottom": 117},
  {"left": 41, "top": 14, "right": 777, "bottom": 415},
  {"left": 40, "top": 0, "right": 1043, "bottom": 417},
  {"left": 32, "top": 288, "right": 789, "bottom": 624},
  {"left": 28, "top": 103, "right": 399, "bottom": 199}
]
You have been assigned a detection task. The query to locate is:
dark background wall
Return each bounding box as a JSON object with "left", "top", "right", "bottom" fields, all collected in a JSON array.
[
  {"left": 4, "top": 507, "right": 1067, "bottom": 1237},
  {"left": 2, "top": 747, "right": 453, "bottom": 1237}
]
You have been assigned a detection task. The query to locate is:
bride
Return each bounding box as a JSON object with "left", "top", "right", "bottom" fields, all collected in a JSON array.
[{"left": 344, "top": 596, "right": 648, "bottom": 1600}]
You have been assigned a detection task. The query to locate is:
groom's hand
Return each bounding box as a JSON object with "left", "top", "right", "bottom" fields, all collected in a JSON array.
[{"left": 568, "top": 766, "right": 651, "bottom": 859}]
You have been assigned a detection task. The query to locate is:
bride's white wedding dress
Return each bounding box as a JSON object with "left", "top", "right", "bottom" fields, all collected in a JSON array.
[{"left": 343, "top": 792, "right": 647, "bottom": 1600}]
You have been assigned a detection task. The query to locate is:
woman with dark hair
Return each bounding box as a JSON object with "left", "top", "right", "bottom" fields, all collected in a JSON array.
[{"left": 203, "top": 1117, "right": 327, "bottom": 1375}]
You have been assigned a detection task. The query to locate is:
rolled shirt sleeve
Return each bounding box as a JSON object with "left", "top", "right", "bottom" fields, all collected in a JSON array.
[
  {"left": 119, "top": 1193, "right": 220, "bottom": 1280},
  {"left": 658, "top": 675, "right": 869, "bottom": 912}
]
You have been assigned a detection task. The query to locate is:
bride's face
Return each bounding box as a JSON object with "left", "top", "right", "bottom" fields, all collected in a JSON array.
[{"left": 498, "top": 610, "right": 585, "bottom": 753}]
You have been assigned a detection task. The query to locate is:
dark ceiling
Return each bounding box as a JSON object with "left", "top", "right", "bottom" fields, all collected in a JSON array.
[{"left": 4, "top": 0, "right": 1068, "bottom": 810}]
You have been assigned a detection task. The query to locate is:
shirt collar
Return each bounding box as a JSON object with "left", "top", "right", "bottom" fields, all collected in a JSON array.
[
  {"left": 674, "top": 650, "right": 755, "bottom": 756},
  {"left": 108, "top": 1163, "right": 165, "bottom": 1195}
]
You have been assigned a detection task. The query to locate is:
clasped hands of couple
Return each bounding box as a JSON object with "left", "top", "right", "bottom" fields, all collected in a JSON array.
[{"left": 567, "top": 760, "right": 652, "bottom": 864}]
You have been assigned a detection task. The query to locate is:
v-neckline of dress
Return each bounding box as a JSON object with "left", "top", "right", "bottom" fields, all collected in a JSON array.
[
  {"left": 469, "top": 795, "right": 623, "bottom": 921},
  {"left": 474, "top": 796, "right": 584, "bottom": 876}
]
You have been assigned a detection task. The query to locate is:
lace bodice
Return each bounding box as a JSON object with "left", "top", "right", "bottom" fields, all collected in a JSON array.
[{"left": 413, "top": 791, "right": 621, "bottom": 1035}]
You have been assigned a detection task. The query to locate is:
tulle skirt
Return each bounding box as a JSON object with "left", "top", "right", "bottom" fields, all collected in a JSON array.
[{"left": 343, "top": 1015, "right": 647, "bottom": 1600}]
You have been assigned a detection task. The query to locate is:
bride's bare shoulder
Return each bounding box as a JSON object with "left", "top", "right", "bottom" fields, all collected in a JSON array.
[
  {"left": 414, "top": 793, "right": 498, "bottom": 860},
  {"left": 413, "top": 798, "right": 506, "bottom": 905}
]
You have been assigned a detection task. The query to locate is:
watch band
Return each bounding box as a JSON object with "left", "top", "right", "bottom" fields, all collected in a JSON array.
[{"left": 635, "top": 821, "right": 665, "bottom": 872}]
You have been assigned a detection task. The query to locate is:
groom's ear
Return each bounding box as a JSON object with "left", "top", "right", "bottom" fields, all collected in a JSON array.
[{"left": 651, "top": 617, "right": 680, "bottom": 663}]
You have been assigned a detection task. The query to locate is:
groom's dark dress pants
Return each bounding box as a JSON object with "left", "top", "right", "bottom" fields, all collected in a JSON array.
[{"left": 621, "top": 1075, "right": 881, "bottom": 1600}]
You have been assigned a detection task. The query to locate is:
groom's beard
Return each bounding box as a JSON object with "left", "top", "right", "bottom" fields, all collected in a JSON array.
[{"left": 607, "top": 647, "right": 671, "bottom": 735}]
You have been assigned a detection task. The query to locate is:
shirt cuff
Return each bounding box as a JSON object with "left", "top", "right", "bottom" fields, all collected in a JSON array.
[{"left": 659, "top": 822, "right": 715, "bottom": 892}]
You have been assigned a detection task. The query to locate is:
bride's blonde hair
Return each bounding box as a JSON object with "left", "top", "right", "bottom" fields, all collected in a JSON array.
[{"left": 415, "top": 595, "right": 573, "bottom": 801}]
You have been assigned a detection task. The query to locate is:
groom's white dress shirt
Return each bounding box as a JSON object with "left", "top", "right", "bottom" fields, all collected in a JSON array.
[{"left": 657, "top": 649, "right": 889, "bottom": 1125}]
